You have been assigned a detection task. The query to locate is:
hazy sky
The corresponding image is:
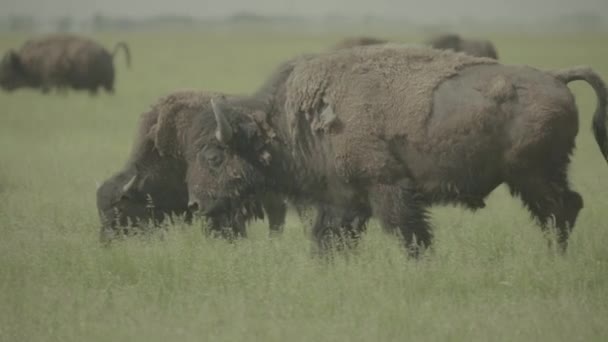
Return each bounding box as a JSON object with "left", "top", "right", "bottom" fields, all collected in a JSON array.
[{"left": 2, "top": 0, "right": 607, "bottom": 22}]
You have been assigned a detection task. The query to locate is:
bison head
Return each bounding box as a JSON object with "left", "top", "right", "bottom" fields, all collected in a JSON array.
[
  {"left": 0, "top": 50, "right": 26, "bottom": 91},
  {"left": 428, "top": 34, "right": 462, "bottom": 52},
  {"left": 184, "top": 97, "right": 272, "bottom": 230},
  {"left": 96, "top": 161, "right": 191, "bottom": 244}
]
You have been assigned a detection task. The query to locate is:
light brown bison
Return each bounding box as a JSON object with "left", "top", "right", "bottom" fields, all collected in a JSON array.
[
  {"left": 96, "top": 90, "right": 288, "bottom": 244},
  {"left": 0, "top": 34, "right": 130, "bottom": 94},
  {"left": 185, "top": 45, "right": 606, "bottom": 257},
  {"left": 426, "top": 33, "right": 498, "bottom": 59}
]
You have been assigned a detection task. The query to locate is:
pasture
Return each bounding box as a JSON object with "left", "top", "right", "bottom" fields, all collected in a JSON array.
[{"left": 1, "top": 31, "right": 607, "bottom": 341}]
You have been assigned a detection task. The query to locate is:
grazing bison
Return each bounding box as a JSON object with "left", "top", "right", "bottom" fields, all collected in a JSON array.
[
  {"left": 0, "top": 34, "right": 130, "bottom": 94},
  {"left": 186, "top": 45, "right": 607, "bottom": 257},
  {"left": 426, "top": 33, "right": 498, "bottom": 59},
  {"left": 330, "top": 36, "right": 388, "bottom": 50},
  {"left": 96, "top": 90, "right": 289, "bottom": 244}
]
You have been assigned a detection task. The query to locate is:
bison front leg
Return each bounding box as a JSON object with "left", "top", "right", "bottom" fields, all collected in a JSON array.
[
  {"left": 261, "top": 193, "right": 287, "bottom": 237},
  {"left": 369, "top": 179, "right": 433, "bottom": 258},
  {"left": 293, "top": 202, "right": 315, "bottom": 233},
  {"left": 311, "top": 203, "right": 370, "bottom": 255},
  {"left": 205, "top": 215, "right": 247, "bottom": 241}
]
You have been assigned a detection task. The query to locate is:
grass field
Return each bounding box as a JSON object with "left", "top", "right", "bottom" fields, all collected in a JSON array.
[{"left": 1, "top": 30, "right": 608, "bottom": 341}]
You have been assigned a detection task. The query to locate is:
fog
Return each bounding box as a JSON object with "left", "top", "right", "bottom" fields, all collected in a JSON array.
[{"left": 2, "top": 0, "right": 607, "bottom": 23}]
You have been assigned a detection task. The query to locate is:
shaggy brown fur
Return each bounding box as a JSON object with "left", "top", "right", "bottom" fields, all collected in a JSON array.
[
  {"left": 201, "top": 45, "right": 606, "bottom": 256},
  {"left": 96, "top": 90, "right": 289, "bottom": 243},
  {"left": 0, "top": 34, "right": 131, "bottom": 94},
  {"left": 285, "top": 45, "right": 497, "bottom": 182},
  {"left": 426, "top": 33, "right": 498, "bottom": 59},
  {"left": 330, "top": 36, "right": 389, "bottom": 50}
]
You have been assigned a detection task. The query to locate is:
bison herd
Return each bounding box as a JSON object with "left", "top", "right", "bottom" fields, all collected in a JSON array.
[{"left": 3, "top": 32, "right": 606, "bottom": 257}]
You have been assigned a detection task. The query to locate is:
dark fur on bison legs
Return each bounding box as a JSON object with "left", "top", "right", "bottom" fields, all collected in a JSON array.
[
  {"left": 369, "top": 179, "right": 433, "bottom": 258},
  {"left": 508, "top": 169, "right": 583, "bottom": 253},
  {"left": 261, "top": 194, "right": 287, "bottom": 237},
  {"left": 311, "top": 203, "right": 371, "bottom": 255},
  {"left": 205, "top": 215, "right": 247, "bottom": 241}
]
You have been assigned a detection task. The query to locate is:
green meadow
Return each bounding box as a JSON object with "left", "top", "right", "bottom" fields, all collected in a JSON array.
[{"left": 1, "top": 31, "right": 607, "bottom": 341}]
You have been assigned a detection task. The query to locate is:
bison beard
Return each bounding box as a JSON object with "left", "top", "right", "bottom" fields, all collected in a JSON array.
[
  {"left": 197, "top": 45, "right": 607, "bottom": 258},
  {"left": 201, "top": 196, "right": 264, "bottom": 239}
]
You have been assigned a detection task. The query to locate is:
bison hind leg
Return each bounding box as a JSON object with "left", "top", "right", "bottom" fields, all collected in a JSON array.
[
  {"left": 507, "top": 172, "right": 583, "bottom": 253},
  {"left": 369, "top": 179, "right": 433, "bottom": 258},
  {"left": 102, "top": 75, "right": 115, "bottom": 94}
]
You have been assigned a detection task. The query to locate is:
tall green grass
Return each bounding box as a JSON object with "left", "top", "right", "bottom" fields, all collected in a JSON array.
[{"left": 0, "top": 31, "right": 607, "bottom": 341}]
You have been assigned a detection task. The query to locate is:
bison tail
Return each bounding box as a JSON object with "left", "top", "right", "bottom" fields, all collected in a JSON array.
[
  {"left": 112, "top": 42, "right": 131, "bottom": 68},
  {"left": 553, "top": 66, "right": 608, "bottom": 164}
]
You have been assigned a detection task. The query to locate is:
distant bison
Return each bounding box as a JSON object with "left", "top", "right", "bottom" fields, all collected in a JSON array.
[
  {"left": 426, "top": 33, "right": 498, "bottom": 59},
  {"left": 185, "top": 45, "right": 606, "bottom": 257},
  {"left": 330, "top": 36, "right": 388, "bottom": 50},
  {"left": 96, "top": 90, "right": 289, "bottom": 244},
  {"left": 0, "top": 34, "right": 130, "bottom": 94}
]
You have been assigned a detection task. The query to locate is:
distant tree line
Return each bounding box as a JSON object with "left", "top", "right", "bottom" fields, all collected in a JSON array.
[{"left": 0, "top": 11, "right": 605, "bottom": 33}]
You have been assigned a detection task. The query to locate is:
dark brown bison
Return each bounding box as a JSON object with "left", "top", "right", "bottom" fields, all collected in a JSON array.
[
  {"left": 185, "top": 45, "right": 606, "bottom": 257},
  {"left": 426, "top": 33, "right": 498, "bottom": 59},
  {"left": 0, "top": 34, "right": 130, "bottom": 94},
  {"left": 96, "top": 90, "right": 289, "bottom": 244},
  {"left": 330, "top": 36, "right": 388, "bottom": 50}
]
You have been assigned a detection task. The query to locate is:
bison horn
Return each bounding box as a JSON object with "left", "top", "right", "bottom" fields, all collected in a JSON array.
[
  {"left": 211, "top": 98, "right": 233, "bottom": 144},
  {"left": 122, "top": 174, "right": 138, "bottom": 193}
]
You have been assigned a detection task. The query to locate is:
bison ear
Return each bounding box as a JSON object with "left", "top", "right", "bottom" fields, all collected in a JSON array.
[{"left": 211, "top": 97, "right": 233, "bottom": 145}]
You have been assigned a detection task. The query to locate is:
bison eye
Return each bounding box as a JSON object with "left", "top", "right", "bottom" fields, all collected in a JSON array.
[
  {"left": 208, "top": 154, "right": 223, "bottom": 167},
  {"left": 201, "top": 146, "right": 224, "bottom": 168}
]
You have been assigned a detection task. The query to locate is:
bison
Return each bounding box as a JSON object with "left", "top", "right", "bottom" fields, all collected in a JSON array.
[
  {"left": 330, "top": 36, "right": 389, "bottom": 50},
  {"left": 185, "top": 45, "right": 606, "bottom": 257},
  {"left": 96, "top": 90, "right": 289, "bottom": 244},
  {"left": 426, "top": 33, "right": 498, "bottom": 59},
  {"left": 0, "top": 34, "right": 130, "bottom": 94}
]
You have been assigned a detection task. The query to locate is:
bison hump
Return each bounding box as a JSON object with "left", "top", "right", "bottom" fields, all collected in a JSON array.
[{"left": 483, "top": 75, "right": 516, "bottom": 104}]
